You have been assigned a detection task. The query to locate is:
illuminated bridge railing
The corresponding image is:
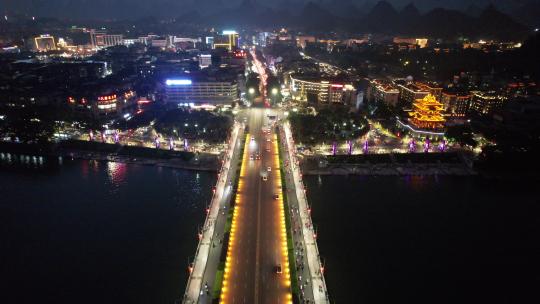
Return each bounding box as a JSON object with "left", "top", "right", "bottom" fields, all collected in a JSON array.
[{"left": 182, "top": 122, "right": 242, "bottom": 304}]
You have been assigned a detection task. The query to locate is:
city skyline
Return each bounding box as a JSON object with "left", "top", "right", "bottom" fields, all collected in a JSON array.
[{"left": 1, "top": 4, "right": 539, "bottom": 304}]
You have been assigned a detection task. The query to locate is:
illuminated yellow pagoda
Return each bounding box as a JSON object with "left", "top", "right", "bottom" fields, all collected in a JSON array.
[{"left": 408, "top": 94, "right": 445, "bottom": 130}]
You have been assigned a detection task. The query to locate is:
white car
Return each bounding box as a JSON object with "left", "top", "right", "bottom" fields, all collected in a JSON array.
[
  {"left": 267, "top": 166, "right": 271, "bottom": 172},
  {"left": 262, "top": 175, "right": 267, "bottom": 181}
]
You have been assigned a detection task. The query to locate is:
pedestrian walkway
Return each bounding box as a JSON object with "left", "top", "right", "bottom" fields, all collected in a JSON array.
[
  {"left": 280, "top": 122, "right": 330, "bottom": 304},
  {"left": 183, "top": 122, "right": 243, "bottom": 304}
]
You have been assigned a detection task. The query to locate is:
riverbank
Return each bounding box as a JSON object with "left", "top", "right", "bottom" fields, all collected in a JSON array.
[
  {"left": 0, "top": 140, "right": 220, "bottom": 172},
  {"left": 301, "top": 152, "right": 476, "bottom": 176}
]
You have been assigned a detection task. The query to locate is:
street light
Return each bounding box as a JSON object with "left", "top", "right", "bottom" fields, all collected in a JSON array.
[
  {"left": 271, "top": 88, "right": 278, "bottom": 95},
  {"left": 248, "top": 87, "right": 255, "bottom": 95}
]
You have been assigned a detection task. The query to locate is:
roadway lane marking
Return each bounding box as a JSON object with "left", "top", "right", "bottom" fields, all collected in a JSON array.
[{"left": 254, "top": 135, "right": 263, "bottom": 304}]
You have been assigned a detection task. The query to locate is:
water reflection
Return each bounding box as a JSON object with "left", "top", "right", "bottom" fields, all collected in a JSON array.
[
  {"left": 0, "top": 153, "right": 45, "bottom": 168},
  {"left": 107, "top": 161, "right": 127, "bottom": 187},
  {"left": 0, "top": 159, "right": 216, "bottom": 304}
]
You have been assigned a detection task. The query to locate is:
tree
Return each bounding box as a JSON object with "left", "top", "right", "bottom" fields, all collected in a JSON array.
[{"left": 446, "top": 125, "right": 476, "bottom": 147}]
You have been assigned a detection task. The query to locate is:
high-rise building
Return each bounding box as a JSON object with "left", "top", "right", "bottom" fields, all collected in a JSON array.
[
  {"left": 290, "top": 75, "right": 356, "bottom": 105},
  {"left": 205, "top": 36, "right": 214, "bottom": 48},
  {"left": 257, "top": 32, "right": 272, "bottom": 47},
  {"left": 416, "top": 81, "right": 443, "bottom": 101},
  {"left": 164, "top": 78, "right": 238, "bottom": 105},
  {"left": 441, "top": 91, "right": 472, "bottom": 118},
  {"left": 34, "top": 35, "right": 56, "bottom": 51},
  {"left": 395, "top": 80, "right": 430, "bottom": 105},
  {"left": 366, "top": 79, "right": 400, "bottom": 107},
  {"left": 470, "top": 91, "right": 508, "bottom": 116},
  {"left": 213, "top": 30, "right": 239, "bottom": 51}
]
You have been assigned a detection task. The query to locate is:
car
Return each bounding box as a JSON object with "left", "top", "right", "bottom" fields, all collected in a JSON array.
[
  {"left": 250, "top": 155, "right": 254, "bottom": 160},
  {"left": 275, "top": 264, "right": 282, "bottom": 274},
  {"left": 267, "top": 166, "right": 271, "bottom": 172},
  {"left": 273, "top": 194, "right": 279, "bottom": 200},
  {"left": 262, "top": 175, "right": 267, "bottom": 181},
  {"left": 256, "top": 154, "right": 261, "bottom": 160}
]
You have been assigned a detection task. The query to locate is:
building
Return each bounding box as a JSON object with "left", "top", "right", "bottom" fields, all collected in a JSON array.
[
  {"left": 441, "top": 91, "right": 472, "bottom": 118},
  {"left": 409, "top": 94, "right": 446, "bottom": 130},
  {"left": 205, "top": 36, "right": 214, "bottom": 48},
  {"left": 173, "top": 37, "right": 198, "bottom": 49},
  {"left": 290, "top": 75, "right": 356, "bottom": 105},
  {"left": 416, "top": 81, "right": 443, "bottom": 101},
  {"left": 123, "top": 38, "right": 137, "bottom": 46},
  {"left": 395, "top": 80, "right": 430, "bottom": 105},
  {"left": 34, "top": 35, "right": 56, "bottom": 51},
  {"left": 164, "top": 78, "right": 238, "bottom": 105},
  {"left": 296, "top": 35, "right": 316, "bottom": 49},
  {"left": 469, "top": 91, "right": 508, "bottom": 116},
  {"left": 90, "top": 30, "right": 123, "bottom": 48},
  {"left": 366, "top": 79, "right": 400, "bottom": 107},
  {"left": 199, "top": 54, "right": 212, "bottom": 69},
  {"left": 213, "top": 30, "right": 239, "bottom": 51},
  {"left": 393, "top": 37, "right": 428, "bottom": 48},
  {"left": 68, "top": 90, "right": 137, "bottom": 119},
  {"left": 398, "top": 94, "right": 446, "bottom": 139},
  {"left": 257, "top": 32, "right": 272, "bottom": 47}
]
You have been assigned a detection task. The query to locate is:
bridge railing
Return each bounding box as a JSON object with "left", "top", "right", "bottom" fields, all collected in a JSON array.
[
  {"left": 182, "top": 122, "right": 242, "bottom": 304},
  {"left": 282, "top": 122, "right": 330, "bottom": 304}
]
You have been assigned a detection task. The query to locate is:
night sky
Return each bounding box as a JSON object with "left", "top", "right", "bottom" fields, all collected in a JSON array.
[{"left": 0, "top": 0, "right": 533, "bottom": 20}]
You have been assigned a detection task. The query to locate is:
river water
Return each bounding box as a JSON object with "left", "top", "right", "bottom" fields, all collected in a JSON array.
[
  {"left": 0, "top": 155, "right": 215, "bottom": 304},
  {"left": 305, "top": 175, "right": 539, "bottom": 304},
  {"left": 1, "top": 155, "right": 538, "bottom": 304}
]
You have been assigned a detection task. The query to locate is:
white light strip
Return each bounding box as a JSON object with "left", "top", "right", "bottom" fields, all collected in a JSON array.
[
  {"left": 166, "top": 79, "right": 192, "bottom": 86},
  {"left": 397, "top": 119, "right": 445, "bottom": 136}
]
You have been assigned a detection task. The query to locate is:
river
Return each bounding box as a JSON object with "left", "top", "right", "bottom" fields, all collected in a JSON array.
[
  {"left": 0, "top": 155, "right": 215, "bottom": 304},
  {"left": 2, "top": 155, "right": 538, "bottom": 304},
  {"left": 305, "top": 175, "right": 539, "bottom": 304}
]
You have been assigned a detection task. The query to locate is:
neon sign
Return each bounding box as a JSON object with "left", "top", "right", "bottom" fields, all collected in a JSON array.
[{"left": 166, "top": 79, "right": 192, "bottom": 86}]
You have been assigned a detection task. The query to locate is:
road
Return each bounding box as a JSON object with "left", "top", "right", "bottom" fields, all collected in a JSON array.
[
  {"left": 250, "top": 48, "right": 269, "bottom": 107},
  {"left": 222, "top": 107, "right": 292, "bottom": 304}
]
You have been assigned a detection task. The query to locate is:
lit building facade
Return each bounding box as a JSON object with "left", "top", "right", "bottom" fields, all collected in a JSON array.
[
  {"left": 290, "top": 75, "right": 356, "bottom": 105},
  {"left": 393, "top": 37, "right": 429, "bottom": 48},
  {"left": 396, "top": 81, "right": 430, "bottom": 105},
  {"left": 469, "top": 91, "right": 508, "bottom": 116},
  {"left": 90, "top": 30, "right": 123, "bottom": 48},
  {"left": 296, "top": 36, "right": 316, "bottom": 49},
  {"left": 366, "top": 79, "right": 400, "bottom": 107},
  {"left": 164, "top": 79, "right": 238, "bottom": 105},
  {"left": 213, "top": 30, "right": 239, "bottom": 51},
  {"left": 68, "top": 90, "right": 137, "bottom": 119},
  {"left": 441, "top": 92, "right": 472, "bottom": 118},
  {"left": 409, "top": 94, "right": 446, "bottom": 130},
  {"left": 34, "top": 35, "right": 56, "bottom": 51},
  {"left": 199, "top": 54, "right": 212, "bottom": 68}
]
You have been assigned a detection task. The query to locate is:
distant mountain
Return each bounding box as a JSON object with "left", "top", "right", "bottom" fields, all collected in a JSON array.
[
  {"left": 296, "top": 2, "right": 338, "bottom": 30},
  {"left": 476, "top": 5, "right": 530, "bottom": 40},
  {"left": 363, "top": 1, "right": 399, "bottom": 32},
  {"left": 2, "top": 0, "right": 533, "bottom": 40}
]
